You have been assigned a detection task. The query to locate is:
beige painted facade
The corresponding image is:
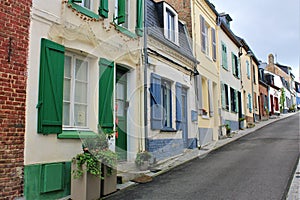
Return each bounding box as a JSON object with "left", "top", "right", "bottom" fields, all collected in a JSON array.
[{"left": 25, "top": 0, "right": 143, "bottom": 165}]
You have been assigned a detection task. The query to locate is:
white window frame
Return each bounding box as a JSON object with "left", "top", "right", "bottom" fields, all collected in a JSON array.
[
  {"left": 63, "top": 52, "right": 90, "bottom": 130},
  {"left": 76, "top": 0, "right": 92, "bottom": 10},
  {"left": 163, "top": 3, "right": 179, "bottom": 44}
]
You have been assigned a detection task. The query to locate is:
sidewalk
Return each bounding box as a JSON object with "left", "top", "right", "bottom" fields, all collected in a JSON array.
[
  {"left": 116, "top": 111, "right": 299, "bottom": 193},
  {"left": 286, "top": 158, "right": 300, "bottom": 200}
]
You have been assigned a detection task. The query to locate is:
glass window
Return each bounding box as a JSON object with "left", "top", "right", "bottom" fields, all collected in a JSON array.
[
  {"left": 76, "top": 0, "right": 91, "bottom": 10},
  {"left": 166, "top": 9, "right": 176, "bottom": 42},
  {"left": 63, "top": 54, "right": 88, "bottom": 128},
  {"left": 161, "top": 80, "right": 172, "bottom": 128}
]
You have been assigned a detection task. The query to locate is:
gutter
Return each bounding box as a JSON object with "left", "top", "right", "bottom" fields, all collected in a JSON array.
[{"left": 144, "top": 0, "right": 148, "bottom": 151}]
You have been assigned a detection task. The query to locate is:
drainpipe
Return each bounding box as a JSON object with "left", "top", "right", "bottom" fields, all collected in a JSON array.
[{"left": 143, "top": 0, "right": 148, "bottom": 151}]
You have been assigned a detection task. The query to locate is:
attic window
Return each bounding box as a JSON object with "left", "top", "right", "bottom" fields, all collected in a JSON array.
[{"left": 163, "top": 3, "right": 178, "bottom": 44}]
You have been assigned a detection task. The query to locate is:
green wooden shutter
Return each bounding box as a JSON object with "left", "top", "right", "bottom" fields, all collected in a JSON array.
[
  {"left": 235, "top": 90, "right": 239, "bottom": 112},
  {"left": 37, "top": 38, "right": 65, "bottom": 134},
  {"left": 136, "top": 0, "right": 143, "bottom": 36},
  {"left": 237, "top": 59, "right": 241, "bottom": 78},
  {"left": 118, "top": 0, "right": 125, "bottom": 24},
  {"left": 99, "top": 58, "right": 114, "bottom": 133},
  {"left": 231, "top": 52, "right": 236, "bottom": 76},
  {"left": 99, "top": 0, "right": 109, "bottom": 18},
  {"left": 222, "top": 42, "right": 227, "bottom": 69}
]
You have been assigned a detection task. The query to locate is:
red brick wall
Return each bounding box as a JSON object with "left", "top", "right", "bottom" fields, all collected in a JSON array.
[{"left": 0, "top": 0, "right": 31, "bottom": 199}]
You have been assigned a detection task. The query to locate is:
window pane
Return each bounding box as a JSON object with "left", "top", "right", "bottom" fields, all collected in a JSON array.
[
  {"left": 75, "top": 59, "right": 88, "bottom": 81},
  {"left": 63, "top": 102, "right": 70, "bottom": 126},
  {"left": 117, "top": 100, "right": 124, "bottom": 117},
  {"left": 116, "top": 82, "right": 125, "bottom": 100},
  {"left": 74, "top": 104, "right": 87, "bottom": 127},
  {"left": 75, "top": 82, "right": 87, "bottom": 103},
  {"left": 63, "top": 79, "right": 71, "bottom": 101},
  {"left": 64, "top": 56, "right": 71, "bottom": 78},
  {"left": 84, "top": 0, "right": 90, "bottom": 9}
]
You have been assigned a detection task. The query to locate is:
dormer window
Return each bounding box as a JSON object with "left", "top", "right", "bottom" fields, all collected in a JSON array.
[{"left": 163, "top": 3, "right": 178, "bottom": 44}]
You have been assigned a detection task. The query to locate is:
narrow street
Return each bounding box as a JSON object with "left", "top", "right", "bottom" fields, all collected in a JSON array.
[{"left": 107, "top": 114, "right": 300, "bottom": 200}]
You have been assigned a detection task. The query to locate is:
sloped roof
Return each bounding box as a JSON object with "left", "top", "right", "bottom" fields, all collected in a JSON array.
[{"left": 146, "top": 0, "right": 197, "bottom": 63}]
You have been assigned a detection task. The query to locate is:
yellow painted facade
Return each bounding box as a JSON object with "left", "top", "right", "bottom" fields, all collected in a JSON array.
[{"left": 191, "top": 0, "right": 220, "bottom": 142}]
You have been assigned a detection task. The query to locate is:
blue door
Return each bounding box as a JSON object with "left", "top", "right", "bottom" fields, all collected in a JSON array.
[{"left": 182, "top": 88, "right": 188, "bottom": 148}]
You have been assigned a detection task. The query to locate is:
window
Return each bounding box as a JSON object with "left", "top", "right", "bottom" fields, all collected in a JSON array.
[
  {"left": 246, "top": 60, "right": 251, "bottom": 79},
  {"left": 150, "top": 73, "right": 173, "bottom": 130},
  {"left": 221, "top": 42, "right": 228, "bottom": 69},
  {"left": 75, "top": 0, "right": 91, "bottom": 10},
  {"left": 63, "top": 54, "right": 89, "bottom": 128},
  {"left": 232, "top": 53, "right": 240, "bottom": 78},
  {"left": 166, "top": 9, "right": 176, "bottom": 42},
  {"left": 230, "top": 88, "right": 238, "bottom": 112},
  {"left": 161, "top": 80, "right": 172, "bottom": 128},
  {"left": 221, "top": 83, "right": 229, "bottom": 110},
  {"left": 200, "top": 15, "right": 209, "bottom": 55},
  {"left": 163, "top": 3, "right": 178, "bottom": 44}
]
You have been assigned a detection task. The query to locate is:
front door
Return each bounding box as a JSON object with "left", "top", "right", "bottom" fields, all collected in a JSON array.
[
  {"left": 181, "top": 88, "right": 188, "bottom": 148},
  {"left": 115, "top": 68, "right": 127, "bottom": 160}
]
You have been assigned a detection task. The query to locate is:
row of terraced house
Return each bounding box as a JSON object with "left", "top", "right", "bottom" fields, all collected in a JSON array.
[{"left": 1, "top": 0, "right": 299, "bottom": 199}]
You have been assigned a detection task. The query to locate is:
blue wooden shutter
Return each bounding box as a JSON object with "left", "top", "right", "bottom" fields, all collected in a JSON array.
[
  {"left": 37, "top": 38, "right": 65, "bottom": 134},
  {"left": 99, "top": 58, "right": 114, "bottom": 133},
  {"left": 235, "top": 90, "right": 239, "bottom": 113},
  {"left": 246, "top": 61, "right": 250, "bottom": 78},
  {"left": 99, "top": 0, "right": 109, "bottom": 18},
  {"left": 200, "top": 15, "right": 205, "bottom": 52},
  {"left": 248, "top": 94, "right": 252, "bottom": 113},
  {"left": 118, "top": 0, "right": 125, "bottom": 24},
  {"left": 197, "top": 75, "right": 203, "bottom": 113},
  {"left": 136, "top": 0, "right": 143, "bottom": 36},
  {"left": 175, "top": 82, "right": 182, "bottom": 130},
  {"left": 150, "top": 73, "right": 162, "bottom": 129},
  {"left": 208, "top": 80, "right": 214, "bottom": 116},
  {"left": 211, "top": 28, "right": 216, "bottom": 61}
]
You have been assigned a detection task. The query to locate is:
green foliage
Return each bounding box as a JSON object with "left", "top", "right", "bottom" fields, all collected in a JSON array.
[
  {"left": 135, "top": 151, "right": 152, "bottom": 166},
  {"left": 280, "top": 88, "right": 285, "bottom": 113},
  {"left": 72, "top": 152, "right": 101, "bottom": 179},
  {"left": 73, "top": 133, "right": 117, "bottom": 178}
]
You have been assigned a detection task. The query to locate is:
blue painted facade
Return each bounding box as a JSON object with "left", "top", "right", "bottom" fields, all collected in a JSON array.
[{"left": 146, "top": 138, "right": 197, "bottom": 161}]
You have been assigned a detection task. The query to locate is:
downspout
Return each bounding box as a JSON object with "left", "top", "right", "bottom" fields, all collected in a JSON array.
[{"left": 143, "top": 0, "right": 148, "bottom": 151}]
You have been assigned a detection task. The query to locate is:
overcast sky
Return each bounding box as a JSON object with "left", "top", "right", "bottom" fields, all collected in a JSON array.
[{"left": 211, "top": 0, "right": 300, "bottom": 81}]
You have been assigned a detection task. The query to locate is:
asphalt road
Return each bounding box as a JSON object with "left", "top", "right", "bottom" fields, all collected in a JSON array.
[{"left": 107, "top": 114, "right": 300, "bottom": 200}]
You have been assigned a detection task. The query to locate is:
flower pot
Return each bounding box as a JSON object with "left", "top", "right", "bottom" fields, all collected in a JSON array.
[
  {"left": 101, "top": 164, "right": 117, "bottom": 196},
  {"left": 71, "top": 162, "right": 101, "bottom": 200}
]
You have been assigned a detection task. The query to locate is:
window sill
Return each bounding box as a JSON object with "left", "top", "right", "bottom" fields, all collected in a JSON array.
[
  {"left": 201, "top": 115, "right": 209, "bottom": 119},
  {"left": 115, "top": 24, "right": 138, "bottom": 39},
  {"left": 160, "top": 127, "right": 176, "bottom": 132},
  {"left": 68, "top": 0, "right": 99, "bottom": 20},
  {"left": 58, "top": 130, "right": 98, "bottom": 139}
]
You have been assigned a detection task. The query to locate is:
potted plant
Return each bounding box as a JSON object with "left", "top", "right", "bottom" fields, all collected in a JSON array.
[
  {"left": 71, "top": 133, "right": 118, "bottom": 199},
  {"left": 225, "top": 124, "right": 231, "bottom": 136},
  {"left": 135, "top": 151, "right": 152, "bottom": 171},
  {"left": 95, "top": 149, "right": 117, "bottom": 196},
  {"left": 71, "top": 148, "right": 102, "bottom": 200}
]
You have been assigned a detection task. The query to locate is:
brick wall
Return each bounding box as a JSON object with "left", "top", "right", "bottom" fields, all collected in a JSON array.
[{"left": 0, "top": 0, "right": 31, "bottom": 199}]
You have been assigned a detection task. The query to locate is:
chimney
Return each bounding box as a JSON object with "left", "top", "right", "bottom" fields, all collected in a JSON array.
[{"left": 268, "top": 54, "right": 274, "bottom": 65}]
